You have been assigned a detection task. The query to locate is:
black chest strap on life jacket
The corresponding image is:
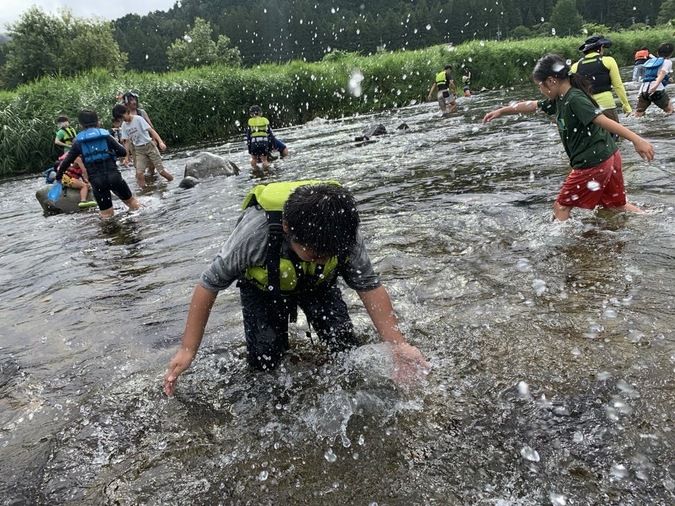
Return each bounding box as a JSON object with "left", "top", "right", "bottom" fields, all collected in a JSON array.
[{"left": 265, "top": 210, "right": 284, "bottom": 297}]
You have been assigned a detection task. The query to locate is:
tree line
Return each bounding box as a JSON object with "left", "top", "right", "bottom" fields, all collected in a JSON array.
[{"left": 1, "top": 0, "right": 674, "bottom": 88}]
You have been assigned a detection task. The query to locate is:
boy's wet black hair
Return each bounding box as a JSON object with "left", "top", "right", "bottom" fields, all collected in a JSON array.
[
  {"left": 533, "top": 53, "right": 598, "bottom": 107},
  {"left": 657, "top": 43, "right": 673, "bottom": 57},
  {"left": 112, "top": 103, "right": 129, "bottom": 120},
  {"left": 444, "top": 64, "right": 452, "bottom": 70},
  {"left": 249, "top": 104, "right": 262, "bottom": 115},
  {"left": 78, "top": 110, "right": 99, "bottom": 128},
  {"left": 55, "top": 115, "right": 69, "bottom": 123},
  {"left": 283, "top": 184, "right": 360, "bottom": 258}
]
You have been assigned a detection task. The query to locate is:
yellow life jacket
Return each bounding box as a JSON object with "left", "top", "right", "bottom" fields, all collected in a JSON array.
[
  {"left": 435, "top": 70, "right": 449, "bottom": 89},
  {"left": 241, "top": 180, "right": 342, "bottom": 294},
  {"left": 248, "top": 116, "right": 270, "bottom": 137}
]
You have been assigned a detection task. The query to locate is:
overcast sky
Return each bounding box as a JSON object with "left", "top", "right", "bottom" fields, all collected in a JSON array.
[{"left": 0, "top": 0, "right": 178, "bottom": 30}]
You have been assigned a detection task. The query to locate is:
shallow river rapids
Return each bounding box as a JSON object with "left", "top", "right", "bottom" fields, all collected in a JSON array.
[{"left": 1, "top": 80, "right": 674, "bottom": 505}]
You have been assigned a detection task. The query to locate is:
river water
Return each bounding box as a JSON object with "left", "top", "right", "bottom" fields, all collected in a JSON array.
[{"left": 1, "top": 81, "right": 674, "bottom": 505}]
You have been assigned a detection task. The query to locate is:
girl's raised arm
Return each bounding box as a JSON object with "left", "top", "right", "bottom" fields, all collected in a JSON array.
[{"left": 483, "top": 100, "right": 539, "bottom": 123}]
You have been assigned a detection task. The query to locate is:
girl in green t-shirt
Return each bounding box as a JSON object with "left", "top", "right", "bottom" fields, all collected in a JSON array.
[{"left": 483, "top": 54, "right": 654, "bottom": 221}]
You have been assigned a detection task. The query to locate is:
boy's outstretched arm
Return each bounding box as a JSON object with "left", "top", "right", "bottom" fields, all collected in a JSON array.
[
  {"left": 427, "top": 82, "right": 437, "bottom": 101},
  {"left": 483, "top": 100, "right": 538, "bottom": 122},
  {"left": 592, "top": 114, "right": 654, "bottom": 161},
  {"left": 163, "top": 284, "right": 218, "bottom": 396},
  {"left": 358, "top": 285, "right": 430, "bottom": 381}
]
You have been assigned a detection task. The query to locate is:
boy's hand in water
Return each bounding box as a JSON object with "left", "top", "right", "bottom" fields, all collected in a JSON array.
[
  {"left": 163, "top": 348, "right": 196, "bottom": 396},
  {"left": 482, "top": 109, "right": 502, "bottom": 123},
  {"left": 633, "top": 138, "right": 654, "bottom": 161},
  {"left": 392, "top": 342, "right": 430, "bottom": 384}
]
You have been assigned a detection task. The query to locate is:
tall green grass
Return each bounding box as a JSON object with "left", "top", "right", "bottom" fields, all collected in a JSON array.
[{"left": 0, "top": 28, "right": 671, "bottom": 176}]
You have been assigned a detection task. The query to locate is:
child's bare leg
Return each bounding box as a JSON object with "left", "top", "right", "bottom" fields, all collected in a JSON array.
[
  {"left": 261, "top": 155, "right": 271, "bottom": 169},
  {"left": 611, "top": 203, "right": 643, "bottom": 214},
  {"left": 136, "top": 170, "right": 146, "bottom": 187},
  {"left": 69, "top": 179, "right": 88, "bottom": 201},
  {"left": 159, "top": 170, "right": 174, "bottom": 182},
  {"left": 123, "top": 196, "right": 141, "bottom": 211},
  {"left": 553, "top": 202, "right": 572, "bottom": 221},
  {"left": 100, "top": 207, "right": 115, "bottom": 219}
]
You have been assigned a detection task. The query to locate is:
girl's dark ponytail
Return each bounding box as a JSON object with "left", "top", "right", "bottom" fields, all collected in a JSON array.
[{"left": 569, "top": 72, "right": 599, "bottom": 107}]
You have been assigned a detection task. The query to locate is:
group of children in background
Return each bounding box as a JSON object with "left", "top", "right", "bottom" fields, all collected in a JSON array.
[{"left": 47, "top": 36, "right": 671, "bottom": 221}]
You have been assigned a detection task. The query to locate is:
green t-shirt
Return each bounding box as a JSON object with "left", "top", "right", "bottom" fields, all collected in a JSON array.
[{"left": 538, "top": 88, "right": 616, "bottom": 169}]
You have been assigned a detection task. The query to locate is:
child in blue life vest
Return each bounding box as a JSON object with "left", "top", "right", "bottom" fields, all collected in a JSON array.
[
  {"left": 635, "top": 42, "right": 673, "bottom": 117},
  {"left": 54, "top": 115, "right": 77, "bottom": 154},
  {"left": 56, "top": 110, "right": 140, "bottom": 219},
  {"left": 483, "top": 54, "right": 654, "bottom": 222},
  {"left": 163, "top": 181, "right": 429, "bottom": 396}
]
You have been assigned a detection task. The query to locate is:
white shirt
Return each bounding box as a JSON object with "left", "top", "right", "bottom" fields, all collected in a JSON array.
[{"left": 120, "top": 115, "right": 153, "bottom": 146}]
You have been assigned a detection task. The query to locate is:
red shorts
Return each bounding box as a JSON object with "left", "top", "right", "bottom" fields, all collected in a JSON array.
[{"left": 556, "top": 150, "right": 626, "bottom": 209}]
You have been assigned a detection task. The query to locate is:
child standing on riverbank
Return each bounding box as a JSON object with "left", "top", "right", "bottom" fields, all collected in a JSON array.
[
  {"left": 483, "top": 54, "right": 654, "bottom": 221},
  {"left": 54, "top": 116, "right": 77, "bottom": 154}
]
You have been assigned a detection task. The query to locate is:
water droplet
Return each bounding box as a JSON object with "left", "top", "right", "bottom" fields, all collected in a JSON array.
[
  {"left": 532, "top": 279, "right": 546, "bottom": 296},
  {"left": 258, "top": 470, "right": 268, "bottom": 481},
  {"left": 587, "top": 180, "right": 600, "bottom": 191},
  {"left": 517, "top": 381, "right": 530, "bottom": 398},
  {"left": 573, "top": 431, "right": 584, "bottom": 443},
  {"left": 516, "top": 258, "right": 532, "bottom": 272},
  {"left": 426, "top": 24, "right": 431, "bottom": 30},
  {"left": 520, "top": 445, "right": 540, "bottom": 462},
  {"left": 610, "top": 463, "right": 628, "bottom": 479},
  {"left": 549, "top": 492, "right": 567, "bottom": 505},
  {"left": 324, "top": 448, "right": 337, "bottom": 462}
]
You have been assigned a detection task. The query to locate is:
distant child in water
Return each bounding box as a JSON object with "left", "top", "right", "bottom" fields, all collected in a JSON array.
[
  {"left": 246, "top": 105, "right": 275, "bottom": 172},
  {"left": 112, "top": 103, "right": 173, "bottom": 187},
  {"left": 483, "top": 54, "right": 654, "bottom": 221}
]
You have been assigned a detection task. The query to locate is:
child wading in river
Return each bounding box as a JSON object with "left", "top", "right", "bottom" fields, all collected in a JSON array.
[{"left": 483, "top": 54, "right": 655, "bottom": 221}]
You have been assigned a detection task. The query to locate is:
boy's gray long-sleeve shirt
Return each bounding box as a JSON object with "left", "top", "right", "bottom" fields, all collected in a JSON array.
[{"left": 200, "top": 206, "right": 381, "bottom": 293}]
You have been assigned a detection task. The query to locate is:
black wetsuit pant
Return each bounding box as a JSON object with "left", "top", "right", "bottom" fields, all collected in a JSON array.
[{"left": 239, "top": 282, "right": 358, "bottom": 370}]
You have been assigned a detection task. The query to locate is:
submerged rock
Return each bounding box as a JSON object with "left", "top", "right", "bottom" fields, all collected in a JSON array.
[
  {"left": 179, "top": 152, "right": 240, "bottom": 189},
  {"left": 36, "top": 185, "right": 93, "bottom": 215}
]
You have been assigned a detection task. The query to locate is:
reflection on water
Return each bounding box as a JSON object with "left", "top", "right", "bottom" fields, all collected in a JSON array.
[{"left": 1, "top": 82, "right": 674, "bottom": 504}]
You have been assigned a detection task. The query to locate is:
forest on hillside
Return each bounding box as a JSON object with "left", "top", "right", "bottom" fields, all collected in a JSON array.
[
  {"left": 113, "top": 0, "right": 671, "bottom": 71},
  {"left": 0, "top": 0, "right": 673, "bottom": 88}
]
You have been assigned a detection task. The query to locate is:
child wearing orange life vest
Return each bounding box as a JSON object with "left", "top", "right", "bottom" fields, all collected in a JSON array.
[
  {"left": 58, "top": 154, "right": 96, "bottom": 208},
  {"left": 632, "top": 47, "right": 652, "bottom": 82}
]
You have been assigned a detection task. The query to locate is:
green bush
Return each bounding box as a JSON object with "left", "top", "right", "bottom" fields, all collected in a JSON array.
[{"left": 0, "top": 28, "right": 671, "bottom": 176}]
